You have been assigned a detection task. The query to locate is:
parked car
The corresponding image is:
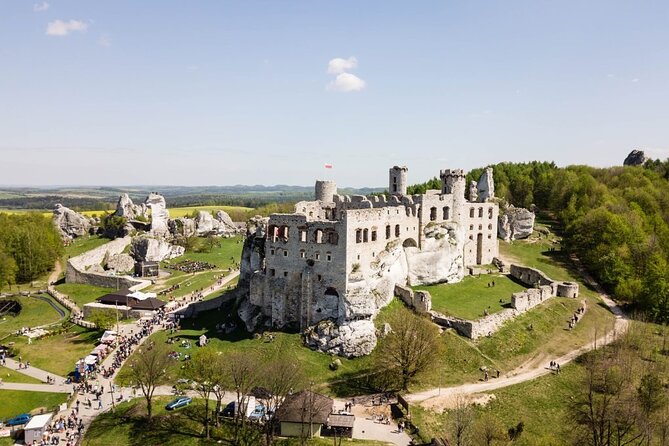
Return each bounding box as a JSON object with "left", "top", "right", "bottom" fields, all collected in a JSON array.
[
  {"left": 5, "top": 413, "right": 31, "bottom": 426},
  {"left": 220, "top": 401, "right": 235, "bottom": 417},
  {"left": 165, "top": 396, "right": 192, "bottom": 410},
  {"left": 248, "top": 404, "right": 266, "bottom": 422}
]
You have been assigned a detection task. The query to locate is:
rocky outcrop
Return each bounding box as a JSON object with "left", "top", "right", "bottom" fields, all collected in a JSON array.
[
  {"left": 477, "top": 167, "right": 495, "bottom": 202},
  {"left": 130, "top": 236, "right": 184, "bottom": 262},
  {"left": 145, "top": 193, "right": 170, "bottom": 237},
  {"left": 468, "top": 181, "right": 478, "bottom": 202},
  {"left": 53, "top": 204, "right": 91, "bottom": 239},
  {"left": 106, "top": 253, "right": 135, "bottom": 274},
  {"left": 114, "top": 194, "right": 147, "bottom": 220},
  {"left": 304, "top": 319, "right": 377, "bottom": 358},
  {"left": 194, "top": 210, "right": 238, "bottom": 236},
  {"left": 498, "top": 205, "right": 535, "bottom": 241},
  {"left": 168, "top": 217, "right": 197, "bottom": 238},
  {"left": 624, "top": 149, "right": 648, "bottom": 166},
  {"left": 405, "top": 222, "right": 465, "bottom": 286}
]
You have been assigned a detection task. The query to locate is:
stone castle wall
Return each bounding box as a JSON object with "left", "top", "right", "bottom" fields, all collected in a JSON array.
[{"left": 66, "top": 237, "right": 146, "bottom": 290}]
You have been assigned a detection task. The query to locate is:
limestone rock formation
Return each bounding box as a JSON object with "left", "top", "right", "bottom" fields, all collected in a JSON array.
[
  {"left": 477, "top": 167, "right": 495, "bottom": 202},
  {"left": 145, "top": 193, "right": 170, "bottom": 237},
  {"left": 193, "top": 210, "right": 238, "bottom": 235},
  {"left": 114, "top": 194, "right": 148, "bottom": 220},
  {"left": 498, "top": 205, "right": 535, "bottom": 241},
  {"left": 105, "top": 253, "right": 135, "bottom": 274},
  {"left": 215, "top": 210, "right": 237, "bottom": 232},
  {"left": 468, "top": 180, "right": 478, "bottom": 202},
  {"left": 304, "top": 319, "right": 377, "bottom": 358},
  {"left": 53, "top": 204, "right": 91, "bottom": 239},
  {"left": 405, "top": 222, "right": 465, "bottom": 286},
  {"left": 130, "top": 236, "right": 184, "bottom": 262},
  {"left": 168, "top": 217, "right": 197, "bottom": 238},
  {"left": 623, "top": 149, "right": 648, "bottom": 166}
]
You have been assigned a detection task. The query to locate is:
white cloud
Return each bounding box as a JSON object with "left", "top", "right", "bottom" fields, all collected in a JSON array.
[
  {"left": 46, "top": 19, "right": 88, "bottom": 36},
  {"left": 631, "top": 78, "right": 640, "bottom": 83},
  {"left": 327, "top": 73, "right": 366, "bottom": 92},
  {"left": 327, "top": 57, "right": 358, "bottom": 74},
  {"left": 98, "top": 35, "right": 111, "bottom": 47},
  {"left": 33, "top": 2, "right": 49, "bottom": 12}
]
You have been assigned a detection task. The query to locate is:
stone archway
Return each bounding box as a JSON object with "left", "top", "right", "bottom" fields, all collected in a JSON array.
[{"left": 402, "top": 238, "right": 418, "bottom": 248}]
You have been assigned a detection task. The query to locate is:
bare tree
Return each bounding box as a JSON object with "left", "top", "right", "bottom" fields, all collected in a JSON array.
[
  {"left": 474, "top": 412, "right": 505, "bottom": 446},
  {"left": 183, "top": 348, "right": 225, "bottom": 439},
  {"left": 261, "top": 356, "right": 305, "bottom": 446},
  {"left": 448, "top": 395, "right": 473, "bottom": 446},
  {"left": 224, "top": 352, "right": 260, "bottom": 445},
  {"left": 124, "top": 342, "right": 172, "bottom": 422},
  {"left": 374, "top": 311, "right": 441, "bottom": 390}
]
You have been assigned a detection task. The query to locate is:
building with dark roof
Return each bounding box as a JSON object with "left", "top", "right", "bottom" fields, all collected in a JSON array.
[
  {"left": 275, "top": 390, "right": 333, "bottom": 438},
  {"left": 97, "top": 289, "right": 166, "bottom": 311}
]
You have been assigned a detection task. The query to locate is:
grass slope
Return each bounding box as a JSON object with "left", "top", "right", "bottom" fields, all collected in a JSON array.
[
  {"left": 0, "top": 366, "right": 42, "bottom": 384},
  {"left": 55, "top": 283, "right": 114, "bottom": 308},
  {"left": 0, "top": 295, "right": 64, "bottom": 339},
  {"left": 414, "top": 274, "right": 526, "bottom": 320},
  {"left": 0, "top": 390, "right": 67, "bottom": 420}
]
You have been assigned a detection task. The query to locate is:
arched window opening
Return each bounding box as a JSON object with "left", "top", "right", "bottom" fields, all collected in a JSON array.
[{"left": 430, "top": 207, "right": 437, "bottom": 221}]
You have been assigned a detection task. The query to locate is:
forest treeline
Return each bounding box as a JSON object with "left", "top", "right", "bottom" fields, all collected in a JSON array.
[
  {"left": 410, "top": 160, "right": 669, "bottom": 323},
  {"left": 0, "top": 213, "right": 63, "bottom": 290}
]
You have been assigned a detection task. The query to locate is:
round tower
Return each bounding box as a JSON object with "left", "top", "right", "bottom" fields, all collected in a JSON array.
[
  {"left": 440, "top": 169, "right": 466, "bottom": 220},
  {"left": 389, "top": 166, "right": 408, "bottom": 195},
  {"left": 315, "top": 180, "right": 337, "bottom": 202}
]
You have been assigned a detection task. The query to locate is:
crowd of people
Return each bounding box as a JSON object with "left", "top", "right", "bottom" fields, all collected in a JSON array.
[
  {"left": 165, "top": 260, "right": 216, "bottom": 273},
  {"left": 31, "top": 409, "right": 84, "bottom": 446}
]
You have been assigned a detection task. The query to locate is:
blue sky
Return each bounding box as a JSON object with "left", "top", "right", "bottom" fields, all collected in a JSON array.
[{"left": 1, "top": 1, "right": 668, "bottom": 187}]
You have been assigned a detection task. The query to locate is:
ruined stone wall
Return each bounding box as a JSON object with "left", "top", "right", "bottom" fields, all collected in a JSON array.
[
  {"left": 394, "top": 285, "right": 432, "bottom": 314},
  {"left": 511, "top": 285, "right": 554, "bottom": 312},
  {"left": 66, "top": 237, "right": 146, "bottom": 289},
  {"left": 510, "top": 264, "right": 554, "bottom": 288}
]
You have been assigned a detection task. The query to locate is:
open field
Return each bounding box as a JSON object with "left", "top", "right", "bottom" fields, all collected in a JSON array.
[
  {"left": 413, "top": 274, "right": 526, "bottom": 320},
  {"left": 0, "top": 366, "right": 42, "bottom": 384},
  {"left": 0, "top": 295, "right": 65, "bottom": 339},
  {"left": 64, "top": 235, "right": 110, "bottom": 259},
  {"left": 9, "top": 325, "right": 100, "bottom": 377},
  {"left": 0, "top": 390, "right": 67, "bottom": 420},
  {"left": 55, "top": 283, "right": 114, "bottom": 308}
]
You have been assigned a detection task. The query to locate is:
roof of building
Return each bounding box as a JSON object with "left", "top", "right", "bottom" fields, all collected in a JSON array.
[
  {"left": 275, "top": 390, "right": 333, "bottom": 425},
  {"left": 327, "top": 413, "right": 355, "bottom": 428},
  {"left": 24, "top": 414, "right": 52, "bottom": 430},
  {"left": 97, "top": 292, "right": 165, "bottom": 310}
]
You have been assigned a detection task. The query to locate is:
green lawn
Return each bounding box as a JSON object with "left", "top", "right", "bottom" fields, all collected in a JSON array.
[
  {"left": 116, "top": 303, "right": 372, "bottom": 391},
  {"left": 0, "top": 390, "right": 67, "bottom": 420},
  {"left": 0, "top": 295, "right": 64, "bottom": 339},
  {"left": 9, "top": 325, "right": 101, "bottom": 377},
  {"left": 54, "top": 283, "right": 113, "bottom": 308},
  {"left": 64, "top": 235, "right": 110, "bottom": 259},
  {"left": 413, "top": 274, "right": 526, "bottom": 320},
  {"left": 500, "top": 237, "right": 573, "bottom": 282},
  {"left": 162, "top": 205, "right": 252, "bottom": 219},
  {"left": 170, "top": 236, "right": 244, "bottom": 269},
  {"left": 0, "top": 366, "right": 42, "bottom": 384}
]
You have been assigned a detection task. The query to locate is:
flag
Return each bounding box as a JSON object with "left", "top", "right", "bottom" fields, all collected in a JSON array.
[{"left": 324, "top": 164, "right": 333, "bottom": 169}]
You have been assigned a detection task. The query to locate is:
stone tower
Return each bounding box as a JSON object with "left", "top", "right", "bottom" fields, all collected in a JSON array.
[
  {"left": 389, "top": 166, "right": 408, "bottom": 196},
  {"left": 315, "top": 180, "right": 337, "bottom": 202},
  {"left": 440, "top": 169, "right": 466, "bottom": 220}
]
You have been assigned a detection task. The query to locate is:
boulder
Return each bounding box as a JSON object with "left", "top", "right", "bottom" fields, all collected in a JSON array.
[
  {"left": 145, "top": 193, "right": 170, "bottom": 237},
  {"left": 194, "top": 211, "right": 219, "bottom": 235},
  {"left": 215, "top": 210, "right": 237, "bottom": 232},
  {"left": 115, "top": 194, "right": 148, "bottom": 220},
  {"left": 406, "top": 222, "right": 465, "bottom": 286},
  {"left": 477, "top": 167, "right": 495, "bottom": 202},
  {"left": 168, "top": 217, "right": 197, "bottom": 237},
  {"left": 130, "top": 237, "right": 184, "bottom": 262},
  {"left": 623, "top": 149, "right": 648, "bottom": 166},
  {"left": 52, "top": 204, "right": 90, "bottom": 239},
  {"left": 304, "top": 319, "right": 377, "bottom": 358},
  {"left": 105, "top": 253, "right": 135, "bottom": 274},
  {"left": 498, "top": 205, "right": 535, "bottom": 241}
]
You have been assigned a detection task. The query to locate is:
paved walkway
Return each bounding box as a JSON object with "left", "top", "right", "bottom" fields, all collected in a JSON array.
[{"left": 3, "top": 358, "right": 66, "bottom": 384}]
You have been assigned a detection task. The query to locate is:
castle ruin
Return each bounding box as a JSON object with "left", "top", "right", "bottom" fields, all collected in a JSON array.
[{"left": 238, "top": 166, "right": 499, "bottom": 357}]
